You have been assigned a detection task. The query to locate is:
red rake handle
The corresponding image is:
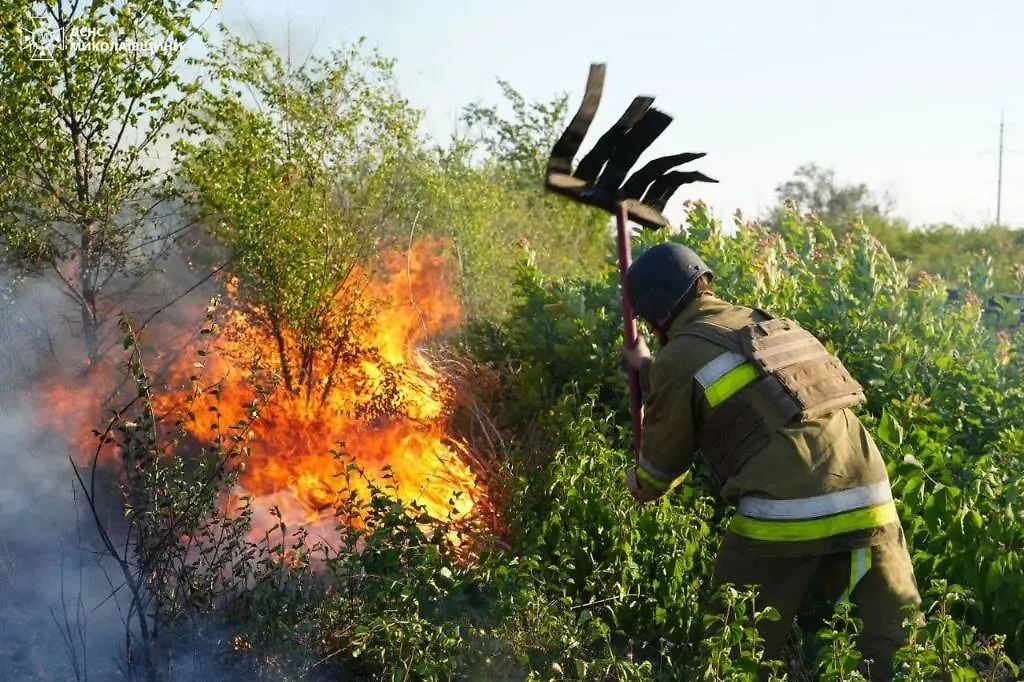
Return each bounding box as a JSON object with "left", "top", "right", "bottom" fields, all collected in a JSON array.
[{"left": 615, "top": 202, "right": 643, "bottom": 461}]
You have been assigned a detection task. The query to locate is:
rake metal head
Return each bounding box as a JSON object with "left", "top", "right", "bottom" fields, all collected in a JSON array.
[{"left": 544, "top": 63, "right": 718, "bottom": 230}]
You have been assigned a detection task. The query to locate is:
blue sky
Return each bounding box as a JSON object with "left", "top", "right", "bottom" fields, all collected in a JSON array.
[{"left": 212, "top": 0, "right": 1023, "bottom": 230}]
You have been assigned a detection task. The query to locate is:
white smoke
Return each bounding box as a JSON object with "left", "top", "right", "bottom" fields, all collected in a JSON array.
[
  {"left": 0, "top": 267, "right": 200, "bottom": 680},
  {"left": 0, "top": 253, "right": 341, "bottom": 681},
  {"left": 0, "top": 268, "right": 129, "bottom": 681}
]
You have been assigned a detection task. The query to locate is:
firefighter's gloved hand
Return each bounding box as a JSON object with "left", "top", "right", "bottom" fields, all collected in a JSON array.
[
  {"left": 626, "top": 467, "right": 661, "bottom": 503},
  {"left": 620, "top": 336, "right": 651, "bottom": 372}
]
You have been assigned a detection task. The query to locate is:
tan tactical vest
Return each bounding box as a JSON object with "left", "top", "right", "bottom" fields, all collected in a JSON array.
[{"left": 678, "top": 311, "right": 867, "bottom": 487}]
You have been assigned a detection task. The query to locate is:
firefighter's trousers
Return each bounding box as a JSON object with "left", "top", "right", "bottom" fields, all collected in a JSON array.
[{"left": 709, "top": 526, "right": 922, "bottom": 681}]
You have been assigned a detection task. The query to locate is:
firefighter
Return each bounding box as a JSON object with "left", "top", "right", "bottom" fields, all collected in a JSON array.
[{"left": 619, "top": 241, "right": 922, "bottom": 681}]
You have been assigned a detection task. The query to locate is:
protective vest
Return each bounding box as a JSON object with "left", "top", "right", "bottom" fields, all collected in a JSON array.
[{"left": 679, "top": 310, "right": 867, "bottom": 487}]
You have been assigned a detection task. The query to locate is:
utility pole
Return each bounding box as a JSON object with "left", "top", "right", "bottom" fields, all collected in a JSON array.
[{"left": 997, "top": 109, "right": 1004, "bottom": 228}]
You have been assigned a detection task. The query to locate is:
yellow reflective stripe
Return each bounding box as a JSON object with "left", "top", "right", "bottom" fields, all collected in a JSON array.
[
  {"left": 634, "top": 465, "right": 671, "bottom": 492},
  {"left": 729, "top": 502, "right": 898, "bottom": 542},
  {"left": 704, "top": 362, "right": 760, "bottom": 407},
  {"left": 836, "top": 546, "right": 873, "bottom": 605}
]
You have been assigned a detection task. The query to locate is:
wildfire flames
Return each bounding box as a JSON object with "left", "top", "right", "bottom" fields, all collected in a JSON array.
[{"left": 32, "top": 237, "right": 495, "bottom": 542}]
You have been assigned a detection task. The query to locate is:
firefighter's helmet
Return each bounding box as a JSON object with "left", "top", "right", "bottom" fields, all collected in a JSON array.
[{"left": 624, "top": 242, "right": 713, "bottom": 323}]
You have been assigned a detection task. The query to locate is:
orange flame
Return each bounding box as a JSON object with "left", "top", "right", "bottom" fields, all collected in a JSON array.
[{"left": 32, "top": 237, "right": 493, "bottom": 542}]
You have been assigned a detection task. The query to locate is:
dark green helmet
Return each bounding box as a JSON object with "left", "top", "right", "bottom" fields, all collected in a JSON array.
[{"left": 624, "top": 242, "right": 712, "bottom": 323}]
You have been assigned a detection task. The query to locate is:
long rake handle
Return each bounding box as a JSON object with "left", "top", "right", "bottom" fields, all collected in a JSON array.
[{"left": 615, "top": 202, "right": 643, "bottom": 461}]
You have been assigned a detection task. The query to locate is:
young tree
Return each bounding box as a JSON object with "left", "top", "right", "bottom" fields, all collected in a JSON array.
[
  {"left": 0, "top": 0, "right": 214, "bottom": 364},
  {"left": 175, "top": 31, "right": 423, "bottom": 404},
  {"left": 460, "top": 79, "right": 570, "bottom": 191},
  {"left": 764, "top": 163, "right": 896, "bottom": 238},
  {"left": 408, "top": 81, "right": 610, "bottom": 319}
]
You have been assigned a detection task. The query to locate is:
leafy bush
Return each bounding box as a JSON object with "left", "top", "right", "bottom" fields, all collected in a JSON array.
[
  {"left": 462, "top": 202, "right": 1024, "bottom": 676},
  {"left": 67, "top": 200, "right": 1024, "bottom": 680}
]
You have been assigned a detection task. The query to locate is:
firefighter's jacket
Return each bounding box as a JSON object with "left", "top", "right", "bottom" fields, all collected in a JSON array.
[{"left": 632, "top": 294, "right": 901, "bottom": 557}]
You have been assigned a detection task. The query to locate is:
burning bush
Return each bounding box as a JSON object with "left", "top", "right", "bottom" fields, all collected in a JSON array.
[{"left": 33, "top": 237, "right": 500, "bottom": 544}]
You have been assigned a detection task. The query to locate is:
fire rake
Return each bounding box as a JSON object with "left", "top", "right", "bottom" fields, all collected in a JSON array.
[{"left": 543, "top": 63, "right": 717, "bottom": 461}]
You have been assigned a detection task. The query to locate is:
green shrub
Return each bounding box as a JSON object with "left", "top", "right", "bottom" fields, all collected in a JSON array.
[
  {"left": 464, "top": 201, "right": 1024, "bottom": 672},
  {"left": 85, "top": 201, "right": 1024, "bottom": 679}
]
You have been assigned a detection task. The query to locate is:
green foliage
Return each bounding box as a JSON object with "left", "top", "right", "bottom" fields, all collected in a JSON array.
[
  {"left": 17, "top": 22, "right": 1024, "bottom": 680},
  {"left": 0, "top": 0, "right": 213, "bottom": 360},
  {"left": 70, "top": 307, "right": 266, "bottom": 678},
  {"left": 814, "top": 602, "right": 866, "bottom": 681},
  {"left": 174, "top": 30, "right": 424, "bottom": 400},
  {"left": 462, "top": 200, "right": 1024, "bottom": 677},
  {"left": 504, "top": 396, "right": 718, "bottom": 644},
  {"left": 455, "top": 85, "right": 611, "bottom": 289},
  {"left": 460, "top": 79, "right": 569, "bottom": 190},
  {"left": 766, "top": 165, "right": 1024, "bottom": 294},
  {"left": 872, "top": 221, "right": 1024, "bottom": 294},
  {"left": 893, "top": 581, "right": 1020, "bottom": 681},
  {"left": 695, "top": 585, "right": 786, "bottom": 681},
  {"left": 460, "top": 253, "right": 624, "bottom": 437},
  {"left": 764, "top": 163, "right": 895, "bottom": 239},
  {"left": 394, "top": 85, "right": 611, "bottom": 321}
]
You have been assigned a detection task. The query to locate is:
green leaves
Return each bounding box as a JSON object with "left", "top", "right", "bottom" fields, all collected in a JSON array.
[
  {"left": 174, "top": 30, "right": 425, "bottom": 400},
  {"left": 470, "top": 198, "right": 1024, "bottom": 676},
  {"left": 18, "top": 16, "right": 1023, "bottom": 678},
  {"left": 1, "top": 0, "right": 215, "bottom": 360},
  {"left": 878, "top": 409, "right": 906, "bottom": 448}
]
